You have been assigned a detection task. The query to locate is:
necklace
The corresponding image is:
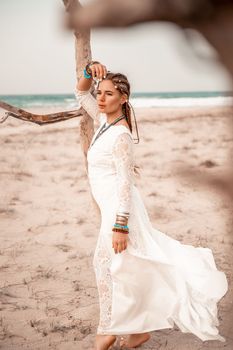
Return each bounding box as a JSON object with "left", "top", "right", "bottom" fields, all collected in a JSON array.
[{"left": 90, "top": 114, "right": 126, "bottom": 148}]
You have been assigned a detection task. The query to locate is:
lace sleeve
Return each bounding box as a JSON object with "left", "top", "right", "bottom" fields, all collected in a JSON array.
[
  {"left": 75, "top": 89, "right": 99, "bottom": 121},
  {"left": 112, "top": 133, "right": 134, "bottom": 218}
]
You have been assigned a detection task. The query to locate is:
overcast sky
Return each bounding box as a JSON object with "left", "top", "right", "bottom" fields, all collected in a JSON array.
[{"left": 0, "top": 0, "right": 232, "bottom": 95}]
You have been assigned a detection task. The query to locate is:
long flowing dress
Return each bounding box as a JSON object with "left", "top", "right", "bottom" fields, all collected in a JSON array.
[{"left": 75, "top": 89, "right": 228, "bottom": 342}]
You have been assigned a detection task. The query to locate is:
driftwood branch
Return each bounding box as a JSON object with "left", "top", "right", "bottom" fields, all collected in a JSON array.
[
  {"left": 63, "top": 0, "right": 94, "bottom": 159},
  {"left": 0, "top": 100, "right": 83, "bottom": 125},
  {"left": 63, "top": 0, "right": 101, "bottom": 217},
  {"left": 65, "top": 0, "right": 233, "bottom": 79},
  {"left": 65, "top": 0, "right": 213, "bottom": 28}
]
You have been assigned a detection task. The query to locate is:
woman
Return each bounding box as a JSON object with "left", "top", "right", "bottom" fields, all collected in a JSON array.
[{"left": 75, "top": 61, "right": 228, "bottom": 350}]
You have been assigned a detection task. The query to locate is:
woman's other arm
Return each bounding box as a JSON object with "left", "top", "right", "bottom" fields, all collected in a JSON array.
[
  {"left": 111, "top": 132, "right": 134, "bottom": 253},
  {"left": 112, "top": 133, "right": 134, "bottom": 221}
]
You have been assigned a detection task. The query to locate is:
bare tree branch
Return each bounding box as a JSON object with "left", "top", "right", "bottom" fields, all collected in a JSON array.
[
  {"left": 0, "top": 100, "right": 83, "bottom": 125},
  {"left": 65, "top": 0, "right": 233, "bottom": 77},
  {"left": 64, "top": 0, "right": 214, "bottom": 28}
]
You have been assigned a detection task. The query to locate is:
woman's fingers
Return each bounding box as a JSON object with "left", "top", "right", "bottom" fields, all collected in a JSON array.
[
  {"left": 102, "top": 65, "right": 107, "bottom": 78},
  {"left": 112, "top": 240, "right": 127, "bottom": 254},
  {"left": 90, "top": 63, "right": 107, "bottom": 79},
  {"left": 90, "top": 65, "right": 97, "bottom": 78},
  {"left": 95, "top": 65, "right": 100, "bottom": 78},
  {"left": 117, "top": 243, "right": 123, "bottom": 254},
  {"left": 96, "top": 64, "right": 106, "bottom": 79},
  {"left": 97, "top": 64, "right": 103, "bottom": 79},
  {"left": 113, "top": 241, "right": 118, "bottom": 254},
  {"left": 100, "top": 65, "right": 107, "bottom": 79}
]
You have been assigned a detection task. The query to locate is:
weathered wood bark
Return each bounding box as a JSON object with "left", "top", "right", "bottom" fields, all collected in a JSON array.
[
  {"left": 64, "top": 0, "right": 95, "bottom": 161},
  {"left": 0, "top": 100, "right": 83, "bottom": 125},
  {"left": 63, "top": 0, "right": 101, "bottom": 217}
]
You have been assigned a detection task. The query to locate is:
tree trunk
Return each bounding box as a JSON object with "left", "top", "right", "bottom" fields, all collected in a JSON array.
[{"left": 63, "top": 0, "right": 101, "bottom": 218}]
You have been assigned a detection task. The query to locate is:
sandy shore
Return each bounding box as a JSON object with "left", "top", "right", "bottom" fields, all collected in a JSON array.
[{"left": 0, "top": 105, "right": 233, "bottom": 350}]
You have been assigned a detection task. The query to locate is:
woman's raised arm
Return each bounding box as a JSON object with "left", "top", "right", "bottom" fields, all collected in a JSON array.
[{"left": 75, "top": 62, "right": 107, "bottom": 121}]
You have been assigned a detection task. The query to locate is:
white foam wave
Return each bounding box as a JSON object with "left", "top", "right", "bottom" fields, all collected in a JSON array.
[{"left": 130, "top": 96, "right": 233, "bottom": 108}]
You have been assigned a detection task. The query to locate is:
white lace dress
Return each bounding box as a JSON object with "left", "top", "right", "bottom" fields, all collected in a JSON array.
[{"left": 75, "top": 89, "right": 228, "bottom": 342}]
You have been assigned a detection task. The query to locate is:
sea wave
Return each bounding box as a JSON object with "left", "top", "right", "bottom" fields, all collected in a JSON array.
[
  {"left": 0, "top": 92, "right": 232, "bottom": 109},
  {"left": 130, "top": 96, "right": 233, "bottom": 108}
]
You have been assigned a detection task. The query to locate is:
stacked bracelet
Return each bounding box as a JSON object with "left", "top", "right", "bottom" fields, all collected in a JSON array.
[
  {"left": 117, "top": 211, "right": 130, "bottom": 219},
  {"left": 114, "top": 212, "right": 129, "bottom": 233},
  {"left": 114, "top": 223, "right": 128, "bottom": 229},
  {"left": 112, "top": 228, "right": 129, "bottom": 234},
  {"left": 116, "top": 218, "right": 128, "bottom": 225},
  {"left": 112, "top": 223, "right": 129, "bottom": 234}
]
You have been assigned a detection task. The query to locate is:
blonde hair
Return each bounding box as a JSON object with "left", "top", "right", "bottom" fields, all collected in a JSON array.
[{"left": 105, "top": 72, "right": 141, "bottom": 178}]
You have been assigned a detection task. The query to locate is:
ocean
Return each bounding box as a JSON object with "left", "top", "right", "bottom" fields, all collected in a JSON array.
[{"left": 0, "top": 91, "right": 233, "bottom": 109}]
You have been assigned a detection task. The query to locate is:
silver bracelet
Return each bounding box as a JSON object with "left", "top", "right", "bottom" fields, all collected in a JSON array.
[{"left": 116, "top": 212, "right": 130, "bottom": 219}]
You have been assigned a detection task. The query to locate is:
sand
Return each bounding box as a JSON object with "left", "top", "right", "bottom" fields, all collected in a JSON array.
[{"left": 0, "top": 105, "right": 233, "bottom": 350}]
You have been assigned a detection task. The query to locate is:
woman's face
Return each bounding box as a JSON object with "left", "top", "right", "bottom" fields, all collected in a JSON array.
[{"left": 96, "top": 79, "right": 127, "bottom": 114}]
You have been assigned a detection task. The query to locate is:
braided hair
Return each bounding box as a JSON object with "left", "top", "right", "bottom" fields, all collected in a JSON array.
[
  {"left": 102, "top": 72, "right": 140, "bottom": 177},
  {"left": 105, "top": 72, "right": 132, "bottom": 133}
]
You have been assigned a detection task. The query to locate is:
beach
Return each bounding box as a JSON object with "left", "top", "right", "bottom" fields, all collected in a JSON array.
[{"left": 0, "top": 105, "right": 232, "bottom": 350}]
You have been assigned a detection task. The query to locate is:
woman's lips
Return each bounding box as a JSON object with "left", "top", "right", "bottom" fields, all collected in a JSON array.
[{"left": 98, "top": 105, "right": 105, "bottom": 108}]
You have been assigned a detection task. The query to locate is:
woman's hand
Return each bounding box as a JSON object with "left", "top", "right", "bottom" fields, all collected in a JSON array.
[
  {"left": 88, "top": 62, "right": 107, "bottom": 80},
  {"left": 112, "top": 231, "right": 128, "bottom": 254},
  {"left": 76, "top": 61, "right": 107, "bottom": 91}
]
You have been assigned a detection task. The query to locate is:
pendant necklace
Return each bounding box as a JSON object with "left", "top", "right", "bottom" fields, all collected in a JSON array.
[{"left": 89, "top": 114, "right": 126, "bottom": 148}]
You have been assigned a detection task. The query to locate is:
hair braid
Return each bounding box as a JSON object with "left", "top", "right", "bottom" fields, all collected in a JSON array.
[
  {"left": 98, "top": 71, "right": 140, "bottom": 177},
  {"left": 122, "top": 102, "right": 132, "bottom": 132}
]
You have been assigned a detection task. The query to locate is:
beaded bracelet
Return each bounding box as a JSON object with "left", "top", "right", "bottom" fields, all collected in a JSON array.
[
  {"left": 112, "top": 223, "right": 129, "bottom": 234},
  {"left": 83, "top": 68, "right": 92, "bottom": 79},
  {"left": 114, "top": 223, "right": 129, "bottom": 229},
  {"left": 112, "top": 228, "right": 129, "bottom": 234}
]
